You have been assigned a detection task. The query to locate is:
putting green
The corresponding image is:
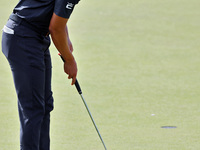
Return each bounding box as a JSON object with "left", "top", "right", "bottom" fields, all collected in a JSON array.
[{"left": 0, "top": 0, "right": 199, "bottom": 149}]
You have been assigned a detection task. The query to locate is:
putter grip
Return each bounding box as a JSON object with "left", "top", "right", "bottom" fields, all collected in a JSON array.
[
  {"left": 58, "top": 53, "right": 82, "bottom": 94},
  {"left": 75, "top": 80, "right": 82, "bottom": 94}
]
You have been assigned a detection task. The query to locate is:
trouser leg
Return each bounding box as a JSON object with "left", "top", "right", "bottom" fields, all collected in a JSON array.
[
  {"left": 2, "top": 31, "right": 53, "bottom": 150},
  {"left": 17, "top": 64, "right": 46, "bottom": 150},
  {"left": 39, "top": 49, "right": 54, "bottom": 150}
]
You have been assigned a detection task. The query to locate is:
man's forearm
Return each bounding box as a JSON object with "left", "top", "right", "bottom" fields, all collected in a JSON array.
[
  {"left": 50, "top": 26, "right": 74, "bottom": 62},
  {"left": 65, "top": 25, "right": 73, "bottom": 52},
  {"left": 49, "top": 13, "right": 74, "bottom": 62},
  {"left": 49, "top": 13, "right": 77, "bottom": 85}
]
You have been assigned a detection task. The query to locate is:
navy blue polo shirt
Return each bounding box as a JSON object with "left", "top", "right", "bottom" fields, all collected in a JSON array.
[{"left": 13, "top": 0, "right": 80, "bottom": 32}]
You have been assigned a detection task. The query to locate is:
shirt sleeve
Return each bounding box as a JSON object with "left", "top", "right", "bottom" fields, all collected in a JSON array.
[{"left": 54, "top": 0, "right": 80, "bottom": 19}]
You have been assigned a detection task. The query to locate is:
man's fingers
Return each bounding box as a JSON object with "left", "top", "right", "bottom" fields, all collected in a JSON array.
[
  {"left": 63, "top": 59, "right": 77, "bottom": 85},
  {"left": 67, "top": 74, "right": 76, "bottom": 85},
  {"left": 71, "top": 76, "right": 76, "bottom": 85}
]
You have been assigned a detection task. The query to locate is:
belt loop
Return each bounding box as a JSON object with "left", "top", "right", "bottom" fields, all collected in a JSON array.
[{"left": 9, "top": 13, "right": 22, "bottom": 24}]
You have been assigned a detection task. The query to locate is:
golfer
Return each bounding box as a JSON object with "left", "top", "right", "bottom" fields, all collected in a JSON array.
[{"left": 1, "top": 0, "right": 80, "bottom": 149}]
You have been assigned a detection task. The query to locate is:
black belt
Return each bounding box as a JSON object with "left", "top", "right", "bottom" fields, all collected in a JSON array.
[{"left": 9, "top": 13, "right": 49, "bottom": 36}]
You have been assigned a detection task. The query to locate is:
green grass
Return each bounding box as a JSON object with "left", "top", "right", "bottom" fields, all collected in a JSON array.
[{"left": 0, "top": 0, "right": 200, "bottom": 149}]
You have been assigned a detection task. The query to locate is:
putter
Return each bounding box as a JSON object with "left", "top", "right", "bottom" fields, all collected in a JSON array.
[{"left": 59, "top": 53, "right": 107, "bottom": 150}]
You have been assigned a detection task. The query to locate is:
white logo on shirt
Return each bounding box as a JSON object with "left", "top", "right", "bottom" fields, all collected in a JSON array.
[{"left": 66, "top": 3, "right": 74, "bottom": 10}]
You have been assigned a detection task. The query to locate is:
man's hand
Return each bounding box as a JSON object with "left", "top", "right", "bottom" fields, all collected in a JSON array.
[
  {"left": 66, "top": 36, "right": 76, "bottom": 85},
  {"left": 64, "top": 58, "right": 77, "bottom": 85}
]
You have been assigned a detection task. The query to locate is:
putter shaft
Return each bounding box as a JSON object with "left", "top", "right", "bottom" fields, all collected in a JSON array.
[
  {"left": 79, "top": 93, "right": 107, "bottom": 150},
  {"left": 59, "top": 54, "right": 107, "bottom": 150}
]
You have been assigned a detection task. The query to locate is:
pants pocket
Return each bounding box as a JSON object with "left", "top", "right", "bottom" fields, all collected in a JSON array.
[{"left": 1, "top": 32, "right": 14, "bottom": 58}]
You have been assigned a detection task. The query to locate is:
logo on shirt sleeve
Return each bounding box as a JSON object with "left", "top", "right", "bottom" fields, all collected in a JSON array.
[{"left": 66, "top": 2, "right": 74, "bottom": 10}]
